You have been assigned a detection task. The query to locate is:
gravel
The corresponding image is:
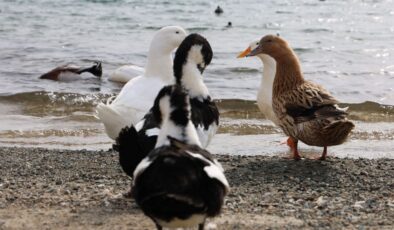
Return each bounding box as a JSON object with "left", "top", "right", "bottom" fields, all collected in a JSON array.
[{"left": 0, "top": 147, "right": 393, "bottom": 229}]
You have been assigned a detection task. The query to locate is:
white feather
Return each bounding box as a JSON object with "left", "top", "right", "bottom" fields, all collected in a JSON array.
[
  {"left": 256, "top": 52, "right": 279, "bottom": 125},
  {"left": 182, "top": 46, "right": 210, "bottom": 99},
  {"left": 133, "top": 157, "right": 153, "bottom": 182},
  {"left": 95, "top": 103, "right": 129, "bottom": 140},
  {"left": 134, "top": 119, "right": 145, "bottom": 132},
  {"left": 57, "top": 72, "right": 82, "bottom": 81},
  {"left": 196, "top": 123, "right": 218, "bottom": 148},
  {"left": 145, "top": 128, "right": 160, "bottom": 137},
  {"left": 186, "top": 151, "right": 230, "bottom": 192},
  {"left": 109, "top": 65, "right": 144, "bottom": 83}
]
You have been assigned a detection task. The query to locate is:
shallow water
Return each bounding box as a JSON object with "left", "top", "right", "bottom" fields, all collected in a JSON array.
[{"left": 0, "top": 0, "right": 393, "bottom": 157}]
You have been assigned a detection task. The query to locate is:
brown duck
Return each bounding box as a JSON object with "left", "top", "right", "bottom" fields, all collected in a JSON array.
[
  {"left": 246, "top": 35, "right": 354, "bottom": 160},
  {"left": 40, "top": 62, "right": 102, "bottom": 81}
]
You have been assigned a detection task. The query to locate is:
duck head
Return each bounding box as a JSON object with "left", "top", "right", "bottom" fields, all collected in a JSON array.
[
  {"left": 172, "top": 34, "right": 212, "bottom": 99},
  {"left": 237, "top": 39, "right": 276, "bottom": 68},
  {"left": 173, "top": 33, "right": 212, "bottom": 80},
  {"left": 149, "top": 26, "right": 187, "bottom": 54},
  {"left": 246, "top": 34, "right": 292, "bottom": 60}
]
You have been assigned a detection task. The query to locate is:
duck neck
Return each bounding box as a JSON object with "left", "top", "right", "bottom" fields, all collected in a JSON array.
[
  {"left": 257, "top": 55, "right": 276, "bottom": 103},
  {"left": 155, "top": 119, "right": 201, "bottom": 148},
  {"left": 273, "top": 51, "right": 304, "bottom": 95},
  {"left": 144, "top": 43, "right": 174, "bottom": 82},
  {"left": 180, "top": 62, "right": 209, "bottom": 100}
]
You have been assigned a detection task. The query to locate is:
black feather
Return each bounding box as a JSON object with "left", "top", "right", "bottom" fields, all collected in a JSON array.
[
  {"left": 190, "top": 97, "right": 219, "bottom": 129},
  {"left": 116, "top": 126, "right": 146, "bottom": 177},
  {"left": 286, "top": 104, "right": 348, "bottom": 124}
]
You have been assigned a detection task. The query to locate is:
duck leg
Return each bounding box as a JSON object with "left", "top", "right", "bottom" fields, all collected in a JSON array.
[
  {"left": 154, "top": 223, "right": 162, "bottom": 230},
  {"left": 283, "top": 137, "right": 301, "bottom": 160},
  {"left": 291, "top": 138, "right": 301, "bottom": 160},
  {"left": 280, "top": 137, "right": 296, "bottom": 152},
  {"left": 317, "top": 146, "right": 327, "bottom": 161},
  {"left": 198, "top": 220, "right": 205, "bottom": 230},
  {"left": 286, "top": 137, "right": 296, "bottom": 152},
  {"left": 123, "top": 186, "right": 133, "bottom": 198}
]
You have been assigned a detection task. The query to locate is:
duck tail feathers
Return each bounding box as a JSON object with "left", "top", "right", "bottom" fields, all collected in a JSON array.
[
  {"left": 323, "top": 120, "right": 355, "bottom": 144},
  {"left": 116, "top": 126, "right": 144, "bottom": 177},
  {"left": 96, "top": 103, "right": 128, "bottom": 140}
]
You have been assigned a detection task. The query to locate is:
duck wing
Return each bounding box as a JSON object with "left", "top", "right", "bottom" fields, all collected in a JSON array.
[{"left": 283, "top": 82, "right": 344, "bottom": 124}]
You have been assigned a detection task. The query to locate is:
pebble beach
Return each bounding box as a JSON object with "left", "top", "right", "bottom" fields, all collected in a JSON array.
[{"left": 1, "top": 147, "right": 393, "bottom": 229}]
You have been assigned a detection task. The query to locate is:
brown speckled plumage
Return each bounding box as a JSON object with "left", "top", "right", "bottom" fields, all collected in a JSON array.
[{"left": 248, "top": 35, "right": 354, "bottom": 160}]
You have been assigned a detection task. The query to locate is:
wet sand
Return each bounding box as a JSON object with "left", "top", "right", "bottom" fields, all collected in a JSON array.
[{"left": 0, "top": 147, "right": 393, "bottom": 229}]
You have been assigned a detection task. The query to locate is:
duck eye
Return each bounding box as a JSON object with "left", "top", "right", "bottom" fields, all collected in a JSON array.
[
  {"left": 267, "top": 39, "right": 272, "bottom": 43},
  {"left": 175, "top": 31, "right": 179, "bottom": 34}
]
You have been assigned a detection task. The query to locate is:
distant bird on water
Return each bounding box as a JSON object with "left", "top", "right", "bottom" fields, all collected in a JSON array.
[
  {"left": 245, "top": 34, "right": 354, "bottom": 160},
  {"left": 214, "top": 5, "right": 223, "bottom": 14},
  {"left": 39, "top": 62, "right": 102, "bottom": 81},
  {"left": 132, "top": 85, "right": 229, "bottom": 230}
]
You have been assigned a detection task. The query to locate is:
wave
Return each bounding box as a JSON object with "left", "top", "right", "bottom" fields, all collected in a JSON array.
[{"left": 0, "top": 92, "right": 393, "bottom": 122}]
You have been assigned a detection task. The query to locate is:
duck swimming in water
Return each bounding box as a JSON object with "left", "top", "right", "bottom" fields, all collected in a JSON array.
[{"left": 39, "top": 62, "right": 102, "bottom": 81}]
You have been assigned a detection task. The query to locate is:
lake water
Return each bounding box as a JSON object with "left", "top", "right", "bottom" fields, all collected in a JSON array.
[{"left": 0, "top": 0, "right": 393, "bottom": 158}]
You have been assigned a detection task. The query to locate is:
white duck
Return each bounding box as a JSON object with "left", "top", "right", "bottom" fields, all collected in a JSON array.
[
  {"left": 96, "top": 26, "right": 187, "bottom": 140},
  {"left": 108, "top": 65, "right": 144, "bottom": 83},
  {"left": 238, "top": 40, "right": 294, "bottom": 150}
]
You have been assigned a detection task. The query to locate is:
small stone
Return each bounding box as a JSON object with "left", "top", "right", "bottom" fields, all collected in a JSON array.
[
  {"left": 353, "top": 201, "right": 365, "bottom": 209},
  {"left": 315, "top": 196, "right": 328, "bottom": 208}
]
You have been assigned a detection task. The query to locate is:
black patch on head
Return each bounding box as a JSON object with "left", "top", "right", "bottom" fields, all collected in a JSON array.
[{"left": 173, "top": 33, "right": 213, "bottom": 85}]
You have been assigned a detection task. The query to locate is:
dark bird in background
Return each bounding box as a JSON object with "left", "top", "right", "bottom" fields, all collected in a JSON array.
[
  {"left": 40, "top": 62, "right": 102, "bottom": 81},
  {"left": 214, "top": 5, "right": 223, "bottom": 15}
]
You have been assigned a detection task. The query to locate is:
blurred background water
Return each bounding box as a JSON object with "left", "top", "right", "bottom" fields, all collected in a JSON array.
[{"left": 0, "top": 0, "right": 393, "bottom": 157}]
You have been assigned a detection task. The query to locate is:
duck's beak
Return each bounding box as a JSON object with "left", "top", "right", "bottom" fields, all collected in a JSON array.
[
  {"left": 246, "top": 46, "right": 262, "bottom": 57},
  {"left": 237, "top": 46, "right": 252, "bottom": 58}
]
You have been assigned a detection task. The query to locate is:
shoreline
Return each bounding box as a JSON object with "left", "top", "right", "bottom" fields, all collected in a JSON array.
[{"left": 0, "top": 147, "right": 393, "bottom": 229}]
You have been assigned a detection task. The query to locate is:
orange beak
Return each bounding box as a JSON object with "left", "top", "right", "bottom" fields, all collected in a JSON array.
[{"left": 237, "top": 46, "right": 252, "bottom": 58}]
